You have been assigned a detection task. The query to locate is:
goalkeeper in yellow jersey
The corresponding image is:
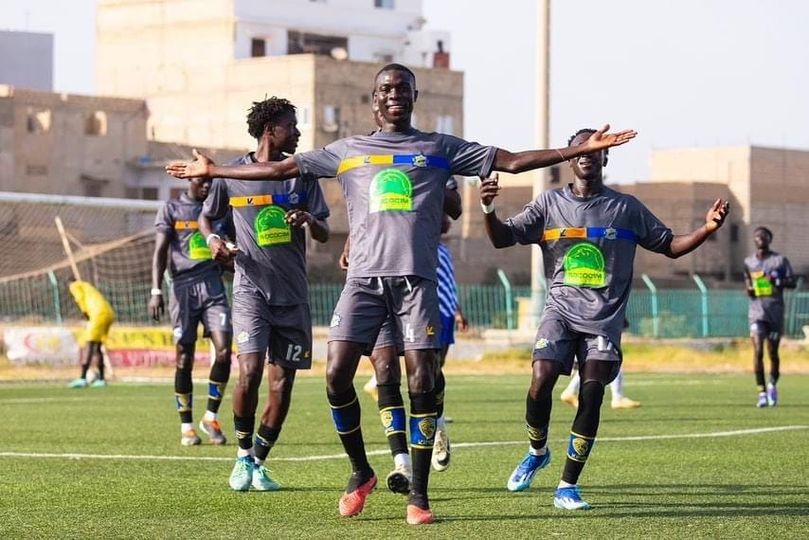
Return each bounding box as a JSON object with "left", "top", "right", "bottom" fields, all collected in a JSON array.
[{"left": 67, "top": 279, "right": 116, "bottom": 388}]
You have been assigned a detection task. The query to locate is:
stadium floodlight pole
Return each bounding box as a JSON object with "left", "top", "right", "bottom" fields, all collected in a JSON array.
[{"left": 530, "top": 0, "right": 551, "bottom": 328}]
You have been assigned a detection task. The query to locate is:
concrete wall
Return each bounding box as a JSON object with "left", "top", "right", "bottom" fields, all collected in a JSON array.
[
  {"left": 0, "top": 87, "right": 147, "bottom": 198},
  {"left": 0, "top": 31, "right": 53, "bottom": 91}
]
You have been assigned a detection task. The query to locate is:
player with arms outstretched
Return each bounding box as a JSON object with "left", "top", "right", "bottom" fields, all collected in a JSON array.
[
  {"left": 167, "top": 63, "right": 636, "bottom": 525},
  {"left": 480, "top": 127, "right": 729, "bottom": 510}
]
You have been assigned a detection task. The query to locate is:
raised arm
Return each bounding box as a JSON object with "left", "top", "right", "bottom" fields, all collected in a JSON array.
[
  {"left": 479, "top": 175, "right": 517, "bottom": 249},
  {"left": 664, "top": 199, "right": 730, "bottom": 258},
  {"left": 493, "top": 124, "right": 637, "bottom": 174},
  {"left": 166, "top": 149, "right": 300, "bottom": 181}
]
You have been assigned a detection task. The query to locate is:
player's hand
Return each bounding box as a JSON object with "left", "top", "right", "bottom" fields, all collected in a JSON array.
[
  {"left": 705, "top": 198, "right": 730, "bottom": 232},
  {"left": 746, "top": 288, "right": 756, "bottom": 299},
  {"left": 285, "top": 209, "right": 313, "bottom": 228},
  {"left": 479, "top": 174, "right": 500, "bottom": 206},
  {"left": 582, "top": 124, "right": 637, "bottom": 151},
  {"left": 165, "top": 149, "right": 214, "bottom": 179},
  {"left": 338, "top": 251, "right": 349, "bottom": 271},
  {"left": 455, "top": 312, "right": 469, "bottom": 333},
  {"left": 148, "top": 294, "right": 164, "bottom": 321},
  {"left": 209, "top": 236, "right": 238, "bottom": 264}
]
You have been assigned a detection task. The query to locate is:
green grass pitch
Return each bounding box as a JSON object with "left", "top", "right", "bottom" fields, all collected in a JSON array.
[{"left": 2, "top": 373, "right": 808, "bottom": 538}]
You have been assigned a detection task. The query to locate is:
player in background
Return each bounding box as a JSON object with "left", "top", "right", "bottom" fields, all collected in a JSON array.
[
  {"left": 200, "top": 97, "right": 330, "bottom": 492},
  {"left": 166, "top": 63, "right": 636, "bottom": 525},
  {"left": 150, "top": 177, "right": 234, "bottom": 446},
  {"left": 431, "top": 210, "right": 468, "bottom": 472},
  {"left": 479, "top": 128, "right": 728, "bottom": 510},
  {"left": 67, "top": 279, "right": 116, "bottom": 388},
  {"left": 743, "top": 226, "right": 795, "bottom": 407}
]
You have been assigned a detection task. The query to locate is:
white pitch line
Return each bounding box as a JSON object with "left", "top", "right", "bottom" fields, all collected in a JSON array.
[{"left": 0, "top": 425, "right": 805, "bottom": 463}]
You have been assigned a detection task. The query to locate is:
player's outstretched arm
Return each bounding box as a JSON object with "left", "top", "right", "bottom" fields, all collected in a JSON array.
[
  {"left": 480, "top": 174, "right": 516, "bottom": 248},
  {"left": 166, "top": 149, "right": 301, "bottom": 181},
  {"left": 665, "top": 199, "right": 730, "bottom": 258},
  {"left": 493, "top": 124, "right": 637, "bottom": 174}
]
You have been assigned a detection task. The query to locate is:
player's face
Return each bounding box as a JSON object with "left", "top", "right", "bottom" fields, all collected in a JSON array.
[
  {"left": 753, "top": 229, "right": 771, "bottom": 250},
  {"left": 189, "top": 177, "right": 211, "bottom": 201},
  {"left": 569, "top": 133, "right": 605, "bottom": 181},
  {"left": 269, "top": 111, "right": 301, "bottom": 154},
  {"left": 373, "top": 70, "right": 417, "bottom": 126}
]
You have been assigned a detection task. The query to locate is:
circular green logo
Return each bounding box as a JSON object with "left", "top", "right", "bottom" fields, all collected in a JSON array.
[
  {"left": 188, "top": 231, "right": 212, "bottom": 261},
  {"left": 563, "top": 242, "right": 606, "bottom": 288},
  {"left": 254, "top": 206, "right": 291, "bottom": 246},
  {"left": 370, "top": 168, "right": 413, "bottom": 212}
]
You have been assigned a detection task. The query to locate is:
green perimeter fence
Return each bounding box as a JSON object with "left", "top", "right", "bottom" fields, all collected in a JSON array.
[{"left": 2, "top": 274, "right": 808, "bottom": 339}]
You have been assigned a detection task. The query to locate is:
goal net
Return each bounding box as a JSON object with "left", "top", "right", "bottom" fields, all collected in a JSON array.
[{"left": 0, "top": 192, "right": 162, "bottom": 325}]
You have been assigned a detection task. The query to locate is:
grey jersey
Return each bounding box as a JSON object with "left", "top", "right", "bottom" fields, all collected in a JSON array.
[
  {"left": 506, "top": 185, "right": 674, "bottom": 342},
  {"left": 295, "top": 129, "right": 496, "bottom": 281},
  {"left": 155, "top": 193, "right": 228, "bottom": 286},
  {"left": 203, "top": 153, "right": 330, "bottom": 306},
  {"left": 744, "top": 251, "right": 793, "bottom": 326}
]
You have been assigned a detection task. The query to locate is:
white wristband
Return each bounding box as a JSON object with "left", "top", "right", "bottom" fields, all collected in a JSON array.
[
  {"left": 205, "top": 233, "right": 221, "bottom": 246},
  {"left": 150, "top": 288, "right": 163, "bottom": 296},
  {"left": 481, "top": 201, "right": 495, "bottom": 214}
]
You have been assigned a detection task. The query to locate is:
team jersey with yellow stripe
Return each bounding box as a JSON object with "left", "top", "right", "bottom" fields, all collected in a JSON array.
[
  {"left": 504, "top": 185, "right": 673, "bottom": 343},
  {"left": 294, "top": 129, "right": 496, "bottom": 281},
  {"left": 202, "top": 153, "right": 330, "bottom": 306},
  {"left": 155, "top": 193, "right": 232, "bottom": 286}
]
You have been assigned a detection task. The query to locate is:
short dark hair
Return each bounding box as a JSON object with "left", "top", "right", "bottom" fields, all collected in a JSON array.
[
  {"left": 374, "top": 63, "right": 417, "bottom": 87},
  {"left": 754, "top": 226, "right": 773, "bottom": 240},
  {"left": 246, "top": 97, "right": 296, "bottom": 140},
  {"left": 568, "top": 128, "right": 608, "bottom": 162}
]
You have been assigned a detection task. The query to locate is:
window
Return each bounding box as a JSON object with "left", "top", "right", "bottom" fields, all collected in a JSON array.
[
  {"left": 26, "top": 164, "right": 48, "bottom": 176},
  {"left": 85, "top": 111, "right": 107, "bottom": 136},
  {"left": 251, "top": 38, "right": 266, "bottom": 58},
  {"left": 374, "top": 0, "right": 395, "bottom": 8},
  {"left": 322, "top": 105, "right": 340, "bottom": 133},
  {"left": 435, "top": 115, "right": 454, "bottom": 135},
  {"left": 26, "top": 107, "right": 51, "bottom": 133},
  {"left": 373, "top": 52, "right": 394, "bottom": 63},
  {"left": 81, "top": 175, "right": 109, "bottom": 197},
  {"left": 142, "top": 187, "right": 159, "bottom": 200},
  {"left": 730, "top": 224, "right": 739, "bottom": 243},
  {"left": 287, "top": 31, "right": 347, "bottom": 56}
]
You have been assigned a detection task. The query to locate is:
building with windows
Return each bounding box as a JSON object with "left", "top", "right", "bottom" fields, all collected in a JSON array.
[{"left": 96, "top": 0, "right": 458, "bottom": 152}]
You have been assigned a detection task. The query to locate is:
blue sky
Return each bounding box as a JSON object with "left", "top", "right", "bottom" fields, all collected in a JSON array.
[{"left": 2, "top": 0, "right": 807, "bottom": 182}]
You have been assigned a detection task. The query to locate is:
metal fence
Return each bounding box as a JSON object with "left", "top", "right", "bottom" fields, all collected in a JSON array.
[{"left": 3, "top": 276, "right": 808, "bottom": 339}]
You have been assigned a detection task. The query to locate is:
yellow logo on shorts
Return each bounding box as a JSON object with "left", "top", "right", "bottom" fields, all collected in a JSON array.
[
  {"left": 426, "top": 325, "right": 435, "bottom": 336},
  {"left": 237, "top": 331, "right": 250, "bottom": 344}
]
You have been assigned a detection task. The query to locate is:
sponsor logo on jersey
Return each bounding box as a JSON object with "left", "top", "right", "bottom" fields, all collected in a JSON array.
[
  {"left": 534, "top": 338, "right": 549, "bottom": 350},
  {"left": 563, "top": 242, "right": 606, "bottom": 288},
  {"left": 187, "top": 231, "right": 212, "bottom": 260},
  {"left": 254, "top": 205, "right": 291, "bottom": 246},
  {"left": 412, "top": 153, "right": 428, "bottom": 167},
  {"left": 369, "top": 168, "right": 413, "bottom": 212},
  {"left": 330, "top": 314, "right": 342, "bottom": 328}
]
